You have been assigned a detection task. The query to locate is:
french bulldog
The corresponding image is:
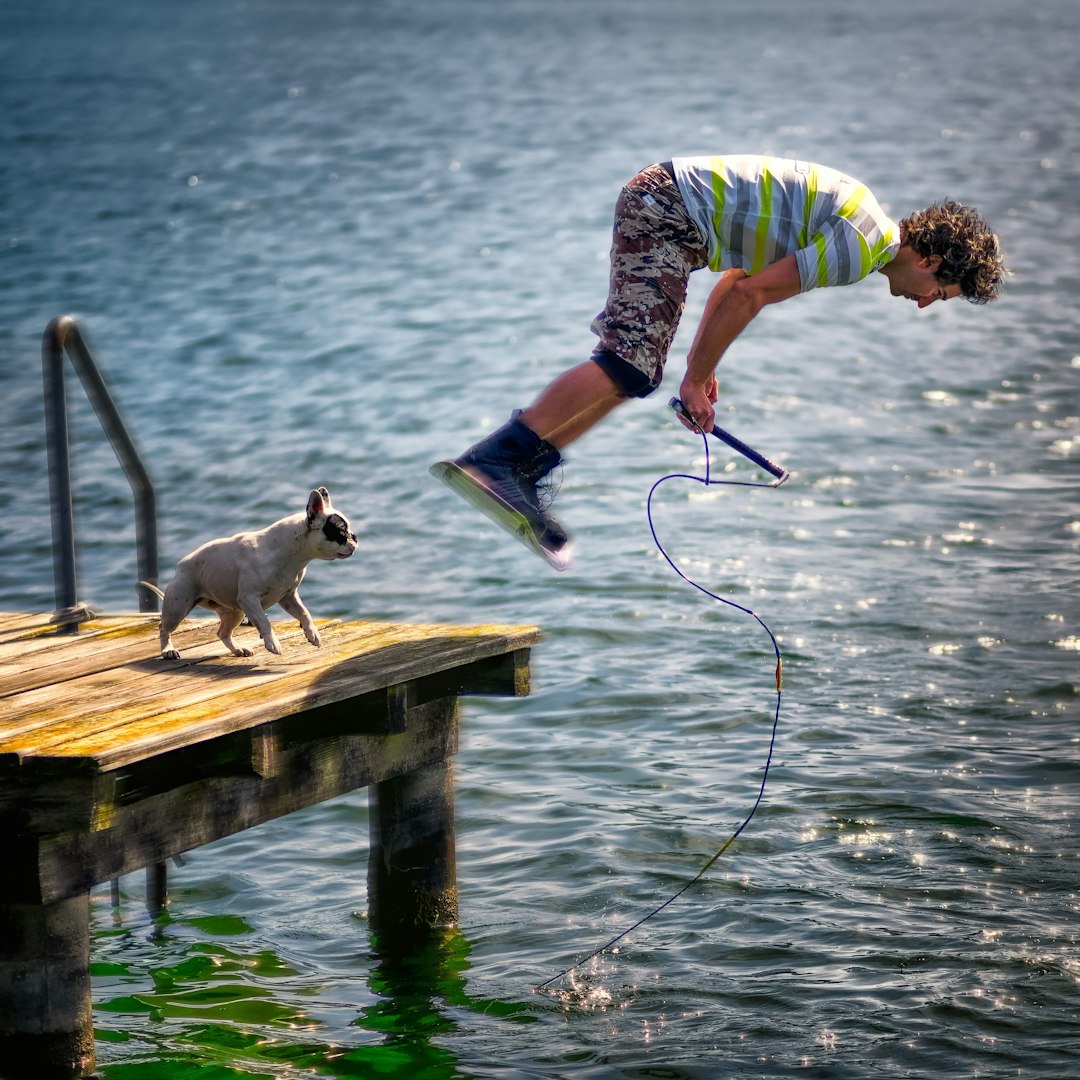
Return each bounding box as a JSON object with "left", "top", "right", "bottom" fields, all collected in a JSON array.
[{"left": 158, "top": 487, "right": 357, "bottom": 660}]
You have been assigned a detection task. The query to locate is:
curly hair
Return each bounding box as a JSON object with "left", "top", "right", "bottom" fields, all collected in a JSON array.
[{"left": 899, "top": 201, "right": 1006, "bottom": 304}]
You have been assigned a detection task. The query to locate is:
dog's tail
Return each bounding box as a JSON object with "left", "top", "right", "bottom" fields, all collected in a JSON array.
[{"left": 137, "top": 580, "right": 166, "bottom": 600}]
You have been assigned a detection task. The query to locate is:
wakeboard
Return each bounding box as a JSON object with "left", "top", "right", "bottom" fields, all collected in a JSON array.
[{"left": 428, "top": 460, "right": 571, "bottom": 572}]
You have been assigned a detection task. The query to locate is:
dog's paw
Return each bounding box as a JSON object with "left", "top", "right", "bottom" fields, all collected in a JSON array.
[
  {"left": 161, "top": 648, "right": 180, "bottom": 661},
  {"left": 230, "top": 645, "right": 255, "bottom": 657},
  {"left": 264, "top": 635, "right": 283, "bottom": 656},
  {"left": 305, "top": 627, "right": 322, "bottom": 648}
]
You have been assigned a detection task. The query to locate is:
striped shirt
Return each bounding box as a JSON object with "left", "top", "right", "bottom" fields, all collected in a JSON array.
[{"left": 671, "top": 155, "right": 899, "bottom": 292}]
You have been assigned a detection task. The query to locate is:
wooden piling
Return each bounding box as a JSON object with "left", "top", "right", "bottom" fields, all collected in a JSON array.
[
  {"left": 368, "top": 697, "right": 460, "bottom": 946},
  {"left": 145, "top": 862, "right": 168, "bottom": 918},
  {"left": 0, "top": 895, "right": 95, "bottom": 1078}
]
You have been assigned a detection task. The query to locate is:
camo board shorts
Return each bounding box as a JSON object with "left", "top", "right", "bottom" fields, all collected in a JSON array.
[{"left": 590, "top": 162, "right": 710, "bottom": 397}]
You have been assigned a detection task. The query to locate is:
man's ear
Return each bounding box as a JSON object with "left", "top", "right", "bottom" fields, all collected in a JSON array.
[{"left": 922, "top": 253, "right": 943, "bottom": 271}]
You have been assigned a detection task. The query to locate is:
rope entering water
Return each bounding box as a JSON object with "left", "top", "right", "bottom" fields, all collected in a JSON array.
[{"left": 534, "top": 414, "right": 786, "bottom": 994}]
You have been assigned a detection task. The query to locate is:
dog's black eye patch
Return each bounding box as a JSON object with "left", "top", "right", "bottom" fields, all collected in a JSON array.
[{"left": 322, "top": 514, "right": 352, "bottom": 545}]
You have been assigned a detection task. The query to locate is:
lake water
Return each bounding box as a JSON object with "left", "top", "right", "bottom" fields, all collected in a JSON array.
[{"left": 2, "top": 0, "right": 1078, "bottom": 1076}]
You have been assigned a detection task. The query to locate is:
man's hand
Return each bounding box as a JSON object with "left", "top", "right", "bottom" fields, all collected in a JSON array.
[{"left": 677, "top": 376, "right": 717, "bottom": 433}]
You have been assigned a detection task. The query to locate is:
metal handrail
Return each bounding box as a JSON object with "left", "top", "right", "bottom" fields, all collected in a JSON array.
[{"left": 42, "top": 315, "right": 159, "bottom": 631}]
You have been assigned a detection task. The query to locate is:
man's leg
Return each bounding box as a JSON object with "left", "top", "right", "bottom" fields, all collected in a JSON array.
[
  {"left": 517, "top": 359, "right": 626, "bottom": 449},
  {"left": 440, "top": 161, "right": 699, "bottom": 553}
]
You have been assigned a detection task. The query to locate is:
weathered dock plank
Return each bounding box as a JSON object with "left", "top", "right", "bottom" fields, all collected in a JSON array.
[
  {"left": 0, "top": 619, "right": 230, "bottom": 696},
  {"left": 0, "top": 619, "right": 344, "bottom": 756},
  {"left": 0, "top": 617, "right": 533, "bottom": 769},
  {"left": 0, "top": 612, "right": 159, "bottom": 662}
]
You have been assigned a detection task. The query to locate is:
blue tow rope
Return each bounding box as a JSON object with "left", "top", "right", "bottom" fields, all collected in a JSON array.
[{"left": 534, "top": 400, "right": 787, "bottom": 994}]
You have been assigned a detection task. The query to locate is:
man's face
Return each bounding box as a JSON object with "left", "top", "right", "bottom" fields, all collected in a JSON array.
[{"left": 889, "top": 251, "right": 964, "bottom": 308}]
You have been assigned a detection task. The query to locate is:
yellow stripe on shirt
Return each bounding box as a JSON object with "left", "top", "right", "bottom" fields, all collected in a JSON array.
[
  {"left": 709, "top": 156, "right": 727, "bottom": 269},
  {"left": 837, "top": 183, "right": 872, "bottom": 278},
  {"left": 814, "top": 232, "right": 829, "bottom": 288},
  {"left": 751, "top": 169, "right": 774, "bottom": 274}
]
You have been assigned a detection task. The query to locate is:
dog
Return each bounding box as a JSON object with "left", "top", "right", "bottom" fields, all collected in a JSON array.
[{"left": 158, "top": 487, "right": 357, "bottom": 660}]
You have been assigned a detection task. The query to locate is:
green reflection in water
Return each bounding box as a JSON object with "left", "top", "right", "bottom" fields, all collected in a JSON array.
[
  {"left": 185, "top": 915, "right": 256, "bottom": 937},
  {"left": 96, "top": 922, "right": 536, "bottom": 1077},
  {"left": 338, "top": 929, "right": 537, "bottom": 1077}
]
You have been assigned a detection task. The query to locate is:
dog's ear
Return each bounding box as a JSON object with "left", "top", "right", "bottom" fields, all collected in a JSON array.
[{"left": 306, "top": 488, "right": 328, "bottom": 523}]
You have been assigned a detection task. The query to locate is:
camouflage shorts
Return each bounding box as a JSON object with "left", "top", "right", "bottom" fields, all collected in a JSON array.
[{"left": 590, "top": 162, "right": 709, "bottom": 396}]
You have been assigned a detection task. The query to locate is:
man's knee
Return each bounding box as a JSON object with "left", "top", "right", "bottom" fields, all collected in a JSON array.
[{"left": 590, "top": 349, "right": 659, "bottom": 399}]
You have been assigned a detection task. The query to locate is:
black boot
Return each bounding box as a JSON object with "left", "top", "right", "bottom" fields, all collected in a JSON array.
[{"left": 455, "top": 412, "right": 568, "bottom": 550}]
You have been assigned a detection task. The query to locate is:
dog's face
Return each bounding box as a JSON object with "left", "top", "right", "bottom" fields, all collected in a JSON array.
[{"left": 305, "top": 487, "right": 358, "bottom": 561}]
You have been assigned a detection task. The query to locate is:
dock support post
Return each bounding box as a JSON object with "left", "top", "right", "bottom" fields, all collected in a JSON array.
[
  {"left": 0, "top": 895, "right": 95, "bottom": 1078},
  {"left": 146, "top": 862, "right": 168, "bottom": 918},
  {"left": 367, "top": 700, "right": 459, "bottom": 948}
]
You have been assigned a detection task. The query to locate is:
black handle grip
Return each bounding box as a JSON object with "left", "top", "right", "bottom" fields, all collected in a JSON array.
[{"left": 669, "top": 398, "right": 788, "bottom": 483}]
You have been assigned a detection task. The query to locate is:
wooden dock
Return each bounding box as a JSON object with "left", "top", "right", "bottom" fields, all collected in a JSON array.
[{"left": 0, "top": 611, "right": 539, "bottom": 1079}]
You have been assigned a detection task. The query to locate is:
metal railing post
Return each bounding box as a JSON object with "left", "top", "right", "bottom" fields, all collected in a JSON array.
[
  {"left": 42, "top": 322, "right": 79, "bottom": 630},
  {"left": 41, "top": 316, "right": 160, "bottom": 628}
]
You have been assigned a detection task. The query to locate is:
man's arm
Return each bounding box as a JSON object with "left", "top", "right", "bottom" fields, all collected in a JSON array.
[{"left": 678, "top": 254, "right": 803, "bottom": 432}]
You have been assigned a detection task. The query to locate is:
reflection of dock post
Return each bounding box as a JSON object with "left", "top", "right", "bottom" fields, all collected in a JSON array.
[
  {"left": 367, "top": 697, "right": 460, "bottom": 945},
  {"left": 0, "top": 894, "right": 95, "bottom": 1078}
]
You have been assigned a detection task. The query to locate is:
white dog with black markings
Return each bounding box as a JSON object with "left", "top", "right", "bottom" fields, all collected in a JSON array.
[{"left": 158, "top": 487, "right": 357, "bottom": 660}]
